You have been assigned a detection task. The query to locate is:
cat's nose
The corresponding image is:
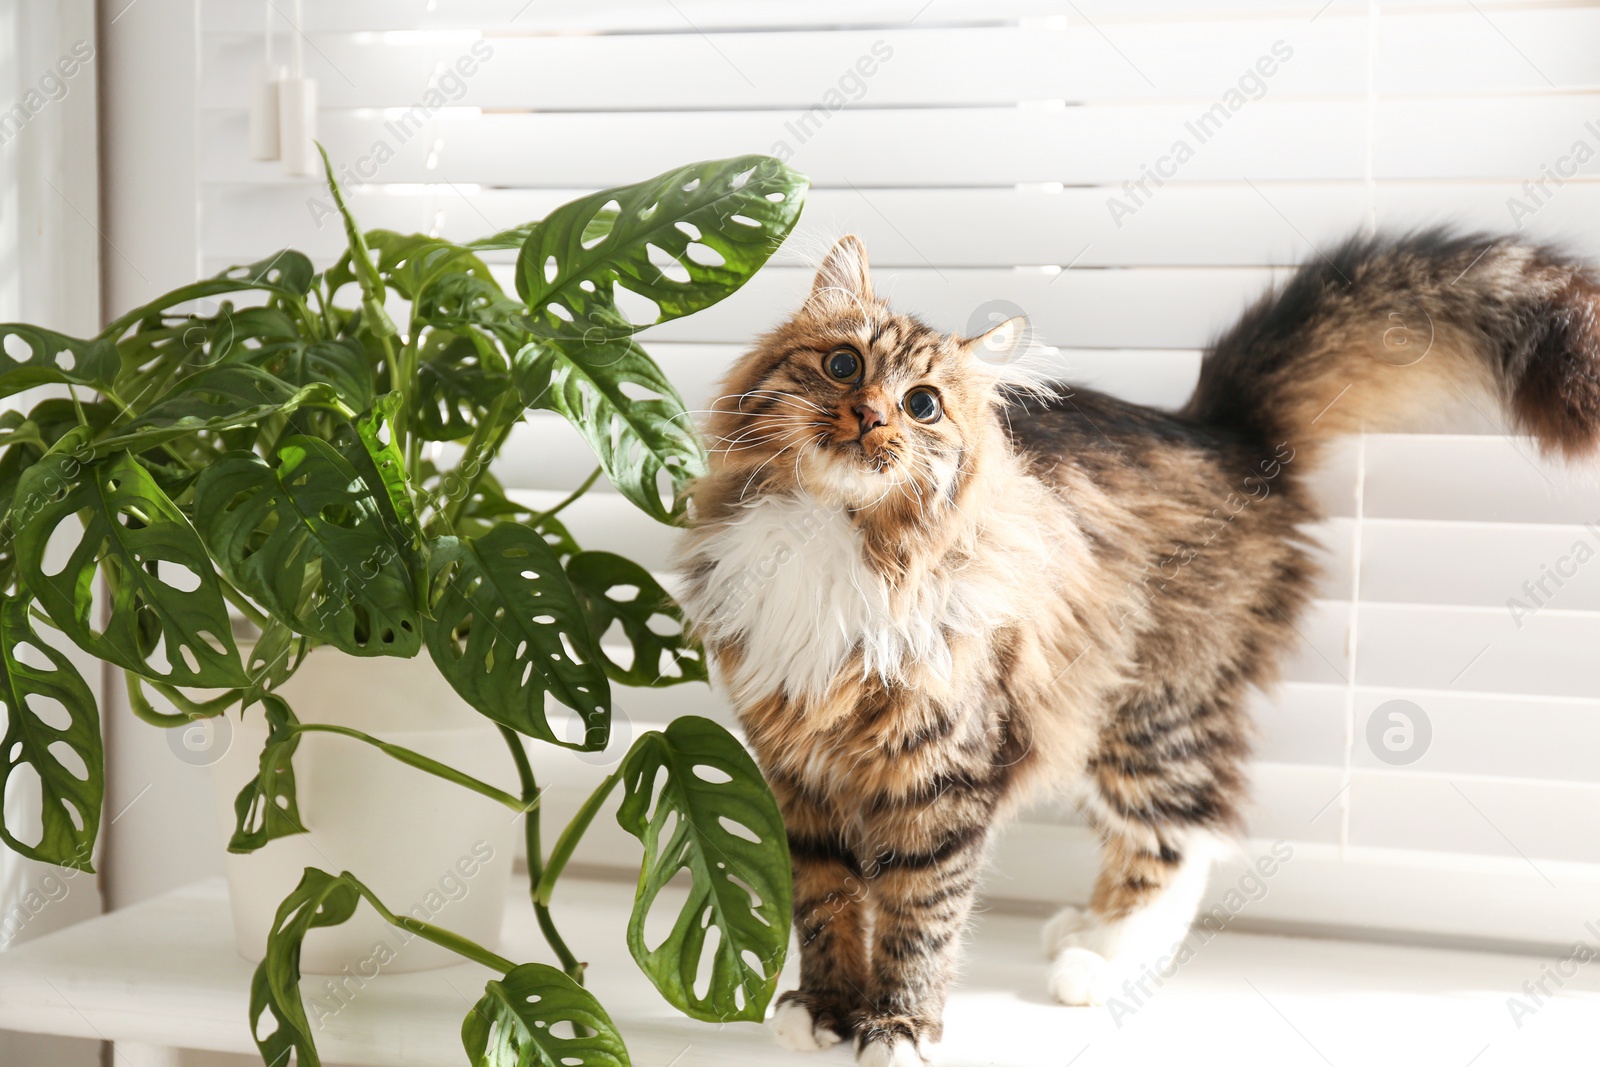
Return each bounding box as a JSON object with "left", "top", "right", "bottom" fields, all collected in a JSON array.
[{"left": 853, "top": 401, "right": 888, "bottom": 435}]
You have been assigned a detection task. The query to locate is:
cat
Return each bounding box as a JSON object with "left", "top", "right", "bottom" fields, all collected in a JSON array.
[{"left": 674, "top": 231, "right": 1600, "bottom": 1066}]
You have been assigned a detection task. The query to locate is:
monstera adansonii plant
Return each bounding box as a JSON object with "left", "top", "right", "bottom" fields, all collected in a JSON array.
[{"left": 0, "top": 150, "right": 807, "bottom": 1066}]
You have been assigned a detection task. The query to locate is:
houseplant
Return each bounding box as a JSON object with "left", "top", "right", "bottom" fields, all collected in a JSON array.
[{"left": 0, "top": 149, "right": 807, "bottom": 1066}]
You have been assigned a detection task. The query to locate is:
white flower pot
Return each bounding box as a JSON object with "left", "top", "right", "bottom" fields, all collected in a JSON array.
[{"left": 209, "top": 649, "right": 518, "bottom": 975}]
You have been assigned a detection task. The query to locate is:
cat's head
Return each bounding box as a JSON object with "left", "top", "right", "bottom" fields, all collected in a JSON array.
[{"left": 699, "top": 236, "right": 1043, "bottom": 513}]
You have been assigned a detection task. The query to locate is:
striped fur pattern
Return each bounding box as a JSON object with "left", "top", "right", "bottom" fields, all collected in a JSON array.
[{"left": 675, "top": 232, "right": 1600, "bottom": 1063}]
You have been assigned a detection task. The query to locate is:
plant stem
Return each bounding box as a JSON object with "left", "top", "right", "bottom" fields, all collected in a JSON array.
[
  {"left": 125, "top": 670, "right": 240, "bottom": 727},
  {"left": 288, "top": 296, "right": 322, "bottom": 341},
  {"left": 534, "top": 904, "right": 584, "bottom": 982},
  {"left": 503, "top": 727, "right": 542, "bottom": 879},
  {"left": 393, "top": 333, "right": 417, "bottom": 460},
  {"left": 145, "top": 678, "right": 243, "bottom": 719},
  {"left": 291, "top": 723, "right": 526, "bottom": 811},
  {"left": 376, "top": 331, "right": 402, "bottom": 423},
  {"left": 406, "top": 422, "right": 424, "bottom": 495},
  {"left": 310, "top": 285, "right": 336, "bottom": 337},
  {"left": 66, "top": 384, "right": 88, "bottom": 425},
  {"left": 348, "top": 874, "right": 517, "bottom": 973},
  {"left": 124, "top": 673, "right": 191, "bottom": 728},
  {"left": 500, "top": 725, "right": 586, "bottom": 984},
  {"left": 444, "top": 402, "right": 515, "bottom": 527},
  {"left": 537, "top": 768, "right": 623, "bottom": 908},
  {"left": 532, "top": 465, "right": 602, "bottom": 528}
]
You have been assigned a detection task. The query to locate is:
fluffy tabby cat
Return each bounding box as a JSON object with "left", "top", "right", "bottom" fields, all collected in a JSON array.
[{"left": 674, "top": 231, "right": 1600, "bottom": 1066}]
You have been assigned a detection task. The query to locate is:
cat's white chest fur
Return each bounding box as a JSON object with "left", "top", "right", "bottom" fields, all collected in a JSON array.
[{"left": 679, "top": 492, "right": 992, "bottom": 704}]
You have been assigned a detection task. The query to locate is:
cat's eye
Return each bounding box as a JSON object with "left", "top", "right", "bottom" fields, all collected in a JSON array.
[
  {"left": 824, "top": 347, "right": 862, "bottom": 383},
  {"left": 904, "top": 386, "right": 941, "bottom": 423}
]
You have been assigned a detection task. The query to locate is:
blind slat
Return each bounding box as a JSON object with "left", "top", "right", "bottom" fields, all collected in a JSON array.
[
  {"left": 199, "top": 0, "right": 1593, "bottom": 33},
  {"left": 201, "top": 11, "right": 1600, "bottom": 113},
  {"left": 200, "top": 97, "right": 1600, "bottom": 187},
  {"left": 203, "top": 182, "right": 1600, "bottom": 273}
]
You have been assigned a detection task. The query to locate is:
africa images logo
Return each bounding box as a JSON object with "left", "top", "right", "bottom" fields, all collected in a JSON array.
[{"left": 1366, "top": 699, "right": 1431, "bottom": 767}]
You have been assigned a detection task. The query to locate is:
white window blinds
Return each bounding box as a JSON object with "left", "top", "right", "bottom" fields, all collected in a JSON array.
[{"left": 198, "top": 0, "right": 1600, "bottom": 947}]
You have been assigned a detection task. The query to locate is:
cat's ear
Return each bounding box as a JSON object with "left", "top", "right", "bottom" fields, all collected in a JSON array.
[
  {"left": 963, "top": 315, "right": 1058, "bottom": 398},
  {"left": 809, "top": 235, "right": 873, "bottom": 309},
  {"left": 965, "top": 315, "right": 1029, "bottom": 366}
]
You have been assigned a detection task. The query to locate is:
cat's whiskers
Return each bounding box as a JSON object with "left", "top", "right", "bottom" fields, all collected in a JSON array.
[
  {"left": 709, "top": 413, "right": 819, "bottom": 436},
  {"left": 711, "top": 432, "right": 795, "bottom": 455},
  {"left": 713, "top": 437, "right": 795, "bottom": 455},
  {"left": 711, "top": 415, "right": 822, "bottom": 454},
  {"left": 715, "top": 416, "right": 813, "bottom": 438},
  {"left": 703, "top": 388, "right": 834, "bottom": 418}
]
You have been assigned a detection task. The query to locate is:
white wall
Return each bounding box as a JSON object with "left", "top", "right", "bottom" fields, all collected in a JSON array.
[
  {"left": 96, "top": 0, "right": 227, "bottom": 916},
  {"left": 0, "top": 2, "right": 104, "bottom": 1063}
]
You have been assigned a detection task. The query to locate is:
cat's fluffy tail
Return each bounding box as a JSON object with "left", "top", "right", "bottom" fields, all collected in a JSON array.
[{"left": 1182, "top": 229, "right": 1600, "bottom": 460}]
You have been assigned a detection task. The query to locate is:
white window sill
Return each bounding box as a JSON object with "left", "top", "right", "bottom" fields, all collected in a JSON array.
[{"left": 0, "top": 876, "right": 1593, "bottom": 1066}]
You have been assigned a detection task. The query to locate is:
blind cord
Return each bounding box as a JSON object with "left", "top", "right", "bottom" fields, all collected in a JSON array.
[
  {"left": 1339, "top": 433, "right": 1368, "bottom": 855},
  {"left": 1338, "top": 0, "right": 1381, "bottom": 857},
  {"left": 291, "top": 0, "right": 305, "bottom": 78},
  {"left": 1364, "top": 0, "right": 1380, "bottom": 239}
]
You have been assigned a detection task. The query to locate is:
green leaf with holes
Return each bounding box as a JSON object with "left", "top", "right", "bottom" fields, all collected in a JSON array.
[
  {"left": 461, "top": 963, "right": 630, "bottom": 1067},
  {"left": 413, "top": 330, "right": 513, "bottom": 443},
  {"left": 8, "top": 398, "right": 115, "bottom": 451},
  {"left": 616, "top": 717, "right": 790, "bottom": 1022},
  {"left": 249, "top": 867, "right": 363, "bottom": 1067},
  {"left": 0, "top": 414, "right": 45, "bottom": 455},
  {"left": 94, "top": 375, "right": 347, "bottom": 459},
  {"left": 467, "top": 205, "right": 620, "bottom": 255},
  {"left": 256, "top": 336, "right": 376, "bottom": 412},
  {"left": 192, "top": 437, "right": 422, "bottom": 658},
  {"left": 424, "top": 522, "right": 610, "bottom": 749},
  {"left": 419, "top": 272, "right": 536, "bottom": 359},
  {"left": 242, "top": 617, "right": 309, "bottom": 712},
  {"left": 13, "top": 434, "right": 247, "bottom": 687},
  {"left": 130, "top": 363, "right": 307, "bottom": 425},
  {"left": 333, "top": 394, "right": 425, "bottom": 563},
  {"left": 330, "top": 233, "right": 510, "bottom": 351},
  {"left": 515, "top": 336, "right": 703, "bottom": 525},
  {"left": 113, "top": 304, "right": 301, "bottom": 398},
  {"left": 0, "top": 596, "right": 101, "bottom": 871},
  {"left": 515, "top": 154, "right": 806, "bottom": 338},
  {"left": 228, "top": 695, "right": 306, "bottom": 853},
  {"left": 0, "top": 400, "right": 116, "bottom": 591},
  {"left": 361, "top": 231, "right": 498, "bottom": 304},
  {"left": 101, "top": 251, "right": 316, "bottom": 344},
  {"left": 0, "top": 324, "right": 120, "bottom": 399},
  {"left": 566, "top": 551, "right": 705, "bottom": 687}
]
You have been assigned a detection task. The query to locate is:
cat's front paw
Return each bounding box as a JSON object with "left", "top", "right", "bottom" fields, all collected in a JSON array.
[
  {"left": 1044, "top": 904, "right": 1116, "bottom": 1005},
  {"left": 854, "top": 1014, "right": 934, "bottom": 1067},
  {"left": 1048, "top": 946, "right": 1113, "bottom": 1006},
  {"left": 769, "top": 990, "right": 850, "bottom": 1051}
]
